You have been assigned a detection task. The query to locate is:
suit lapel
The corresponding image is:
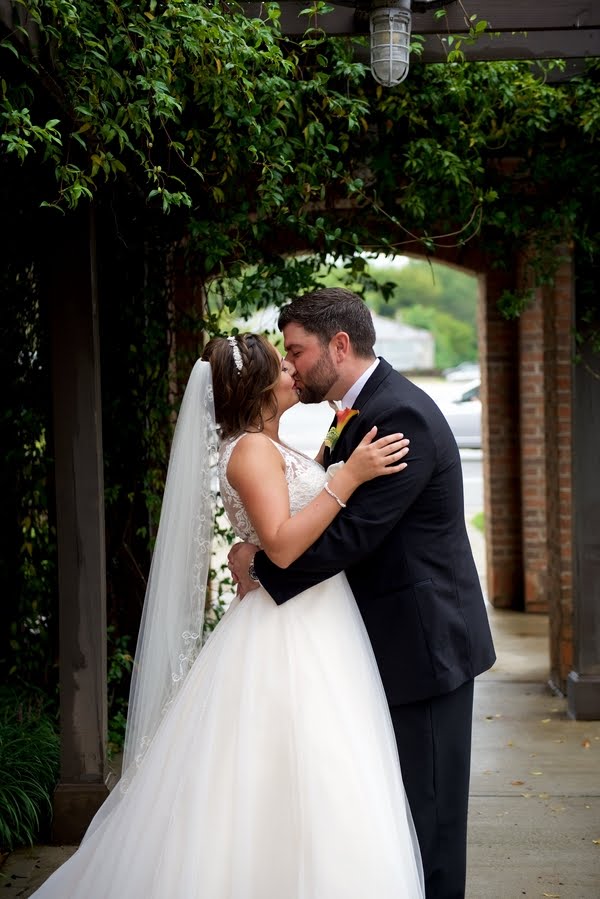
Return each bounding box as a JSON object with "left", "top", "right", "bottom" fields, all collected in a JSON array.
[{"left": 323, "top": 410, "right": 337, "bottom": 468}]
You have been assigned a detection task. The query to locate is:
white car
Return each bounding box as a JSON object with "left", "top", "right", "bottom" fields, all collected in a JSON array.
[
  {"left": 441, "top": 381, "right": 481, "bottom": 449},
  {"left": 443, "top": 362, "right": 480, "bottom": 382}
]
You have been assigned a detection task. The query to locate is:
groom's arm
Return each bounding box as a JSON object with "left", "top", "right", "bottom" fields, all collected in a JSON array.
[{"left": 255, "top": 405, "right": 437, "bottom": 604}]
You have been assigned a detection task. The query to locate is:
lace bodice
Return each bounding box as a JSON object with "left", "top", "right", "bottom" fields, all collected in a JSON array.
[{"left": 218, "top": 434, "right": 327, "bottom": 545}]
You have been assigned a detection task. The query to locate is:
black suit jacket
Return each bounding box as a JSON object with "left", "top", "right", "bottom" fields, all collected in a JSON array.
[{"left": 254, "top": 359, "right": 496, "bottom": 705}]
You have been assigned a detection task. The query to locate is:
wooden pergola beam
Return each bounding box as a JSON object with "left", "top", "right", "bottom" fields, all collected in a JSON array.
[
  {"left": 240, "top": 0, "right": 600, "bottom": 62},
  {"left": 420, "top": 30, "right": 600, "bottom": 63}
]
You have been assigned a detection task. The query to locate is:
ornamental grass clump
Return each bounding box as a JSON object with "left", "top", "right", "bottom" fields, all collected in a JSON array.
[{"left": 0, "top": 689, "right": 59, "bottom": 852}]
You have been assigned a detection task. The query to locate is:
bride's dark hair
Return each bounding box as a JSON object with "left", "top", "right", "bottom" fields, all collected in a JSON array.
[{"left": 202, "top": 334, "right": 281, "bottom": 439}]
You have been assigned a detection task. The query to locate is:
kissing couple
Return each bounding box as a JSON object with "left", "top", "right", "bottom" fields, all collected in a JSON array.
[{"left": 32, "top": 287, "right": 494, "bottom": 899}]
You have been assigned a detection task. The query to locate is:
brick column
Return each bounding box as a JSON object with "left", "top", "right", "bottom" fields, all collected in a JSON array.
[
  {"left": 550, "top": 260, "right": 575, "bottom": 693},
  {"left": 518, "top": 289, "right": 552, "bottom": 614},
  {"left": 518, "top": 250, "right": 574, "bottom": 684},
  {"left": 480, "top": 269, "right": 523, "bottom": 609}
]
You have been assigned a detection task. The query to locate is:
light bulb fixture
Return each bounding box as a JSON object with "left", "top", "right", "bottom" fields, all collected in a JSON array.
[{"left": 370, "top": 0, "right": 412, "bottom": 87}]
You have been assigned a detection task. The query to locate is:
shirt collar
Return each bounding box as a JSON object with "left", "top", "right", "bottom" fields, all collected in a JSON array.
[{"left": 340, "top": 358, "right": 379, "bottom": 410}]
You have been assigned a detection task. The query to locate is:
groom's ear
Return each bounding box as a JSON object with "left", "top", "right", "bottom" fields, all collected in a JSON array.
[{"left": 331, "top": 331, "right": 350, "bottom": 361}]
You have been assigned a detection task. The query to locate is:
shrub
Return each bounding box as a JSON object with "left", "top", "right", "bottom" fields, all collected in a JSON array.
[{"left": 0, "top": 689, "right": 59, "bottom": 852}]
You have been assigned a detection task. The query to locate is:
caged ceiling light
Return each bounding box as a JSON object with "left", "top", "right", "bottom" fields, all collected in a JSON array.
[
  {"left": 368, "top": 0, "right": 456, "bottom": 87},
  {"left": 369, "top": 0, "right": 412, "bottom": 87}
]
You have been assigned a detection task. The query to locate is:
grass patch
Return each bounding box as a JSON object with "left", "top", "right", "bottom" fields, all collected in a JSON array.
[{"left": 471, "top": 511, "right": 485, "bottom": 533}]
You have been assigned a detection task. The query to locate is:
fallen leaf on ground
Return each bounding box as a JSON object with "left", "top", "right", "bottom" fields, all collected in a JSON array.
[
  {"left": 542, "top": 893, "right": 560, "bottom": 897},
  {"left": 511, "top": 780, "right": 525, "bottom": 786},
  {"left": 541, "top": 718, "right": 551, "bottom": 724},
  {"left": 530, "top": 771, "right": 543, "bottom": 776},
  {"left": 582, "top": 738, "right": 591, "bottom": 749}
]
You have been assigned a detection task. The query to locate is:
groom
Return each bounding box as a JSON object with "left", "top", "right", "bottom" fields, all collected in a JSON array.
[{"left": 229, "top": 287, "right": 496, "bottom": 899}]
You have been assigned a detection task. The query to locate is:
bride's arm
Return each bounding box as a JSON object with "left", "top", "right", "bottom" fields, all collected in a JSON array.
[{"left": 227, "top": 430, "right": 408, "bottom": 569}]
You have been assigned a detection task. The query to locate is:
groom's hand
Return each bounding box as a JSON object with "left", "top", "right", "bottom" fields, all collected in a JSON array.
[{"left": 228, "top": 542, "right": 261, "bottom": 599}]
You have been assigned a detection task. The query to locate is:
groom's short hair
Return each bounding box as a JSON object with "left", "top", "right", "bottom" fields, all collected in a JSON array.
[{"left": 278, "top": 288, "right": 376, "bottom": 359}]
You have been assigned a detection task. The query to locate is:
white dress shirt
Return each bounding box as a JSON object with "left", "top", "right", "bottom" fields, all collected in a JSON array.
[{"left": 340, "top": 358, "right": 380, "bottom": 410}]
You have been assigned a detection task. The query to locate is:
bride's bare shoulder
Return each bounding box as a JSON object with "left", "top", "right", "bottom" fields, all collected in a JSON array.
[{"left": 226, "top": 432, "right": 284, "bottom": 488}]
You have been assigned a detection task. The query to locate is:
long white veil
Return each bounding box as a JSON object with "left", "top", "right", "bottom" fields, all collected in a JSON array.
[
  {"left": 121, "top": 359, "right": 218, "bottom": 778},
  {"left": 85, "top": 359, "right": 218, "bottom": 844}
]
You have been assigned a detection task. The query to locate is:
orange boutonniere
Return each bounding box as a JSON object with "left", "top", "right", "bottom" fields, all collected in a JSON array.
[{"left": 324, "top": 408, "right": 359, "bottom": 450}]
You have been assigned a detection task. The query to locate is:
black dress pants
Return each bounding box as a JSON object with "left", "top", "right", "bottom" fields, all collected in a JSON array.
[{"left": 390, "top": 679, "right": 474, "bottom": 899}]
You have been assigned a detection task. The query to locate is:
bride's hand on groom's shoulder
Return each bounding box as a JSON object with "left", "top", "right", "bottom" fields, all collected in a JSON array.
[
  {"left": 345, "top": 427, "right": 410, "bottom": 485},
  {"left": 228, "top": 542, "right": 261, "bottom": 599}
]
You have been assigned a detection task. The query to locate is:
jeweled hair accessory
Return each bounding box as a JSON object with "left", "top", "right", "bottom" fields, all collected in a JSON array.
[{"left": 227, "top": 336, "right": 243, "bottom": 373}]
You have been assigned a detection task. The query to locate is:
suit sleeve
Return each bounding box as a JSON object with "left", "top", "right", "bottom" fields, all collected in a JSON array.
[{"left": 254, "top": 404, "right": 437, "bottom": 604}]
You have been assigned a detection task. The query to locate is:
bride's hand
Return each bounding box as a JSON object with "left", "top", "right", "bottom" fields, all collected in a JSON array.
[
  {"left": 228, "top": 542, "right": 261, "bottom": 598},
  {"left": 345, "top": 427, "right": 409, "bottom": 484}
]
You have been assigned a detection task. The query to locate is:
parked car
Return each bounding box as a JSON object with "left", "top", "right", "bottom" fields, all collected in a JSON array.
[
  {"left": 442, "top": 361, "right": 480, "bottom": 382},
  {"left": 441, "top": 380, "right": 481, "bottom": 449}
]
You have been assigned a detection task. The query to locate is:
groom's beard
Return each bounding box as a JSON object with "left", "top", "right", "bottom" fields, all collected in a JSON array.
[{"left": 295, "top": 351, "right": 338, "bottom": 404}]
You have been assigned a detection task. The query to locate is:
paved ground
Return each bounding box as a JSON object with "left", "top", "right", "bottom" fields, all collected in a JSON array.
[
  {"left": 468, "top": 610, "right": 600, "bottom": 899},
  {"left": 2, "top": 527, "right": 599, "bottom": 897}
]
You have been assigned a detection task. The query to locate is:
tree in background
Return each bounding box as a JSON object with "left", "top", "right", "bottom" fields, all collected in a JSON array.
[
  {"left": 319, "top": 256, "right": 479, "bottom": 367},
  {"left": 401, "top": 304, "right": 476, "bottom": 370},
  {"left": 368, "top": 260, "right": 478, "bottom": 326}
]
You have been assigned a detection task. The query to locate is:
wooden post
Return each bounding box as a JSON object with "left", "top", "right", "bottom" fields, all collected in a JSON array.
[
  {"left": 568, "top": 280, "right": 600, "bottom": 719},
  {"left": 48, "top": 205, "right": 109, "bottom": 841}
]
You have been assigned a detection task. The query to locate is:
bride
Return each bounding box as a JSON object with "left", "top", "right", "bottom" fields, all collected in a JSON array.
[{"left": 32, "top": 333, "right": 424, "bottom": 898}]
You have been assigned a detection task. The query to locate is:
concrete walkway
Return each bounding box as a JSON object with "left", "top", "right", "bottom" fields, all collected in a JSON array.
[
  {"left": 468, "top": 606, "right": 600, "bottom": 899},
  {"left": 2, "top": 531, "right": 599, "bottom": 897}
]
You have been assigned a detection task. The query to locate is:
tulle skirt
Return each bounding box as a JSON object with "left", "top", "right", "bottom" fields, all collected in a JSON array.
[{"left": 33, "top": 574, "right": 424, "bottom": 898}]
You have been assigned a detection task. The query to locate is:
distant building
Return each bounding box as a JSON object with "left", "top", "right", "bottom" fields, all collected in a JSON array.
[
  {"left": 372, "top": 313, "right": 434, "bottom": 371},
  {"left": 237, "top": 307, "right": 434, "bottom": 371}
]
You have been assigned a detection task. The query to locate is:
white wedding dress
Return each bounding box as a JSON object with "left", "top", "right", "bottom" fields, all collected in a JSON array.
[{"left": 33, "top": 436, "right": 424, "bottom": 898}]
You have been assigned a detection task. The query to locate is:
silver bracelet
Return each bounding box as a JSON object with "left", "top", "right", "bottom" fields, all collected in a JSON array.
[{"left": 324, "top": 482, "right": 347, "bottom": 508}]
